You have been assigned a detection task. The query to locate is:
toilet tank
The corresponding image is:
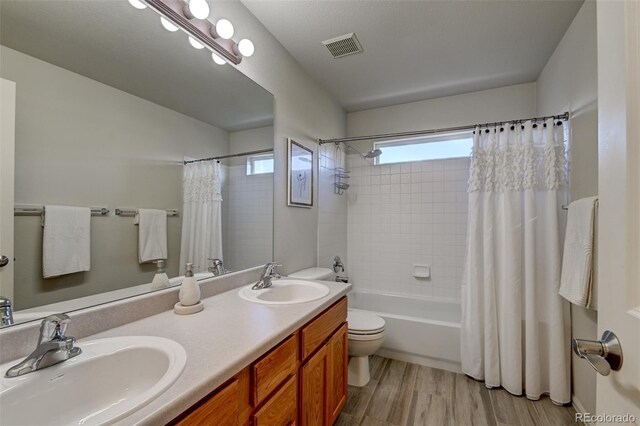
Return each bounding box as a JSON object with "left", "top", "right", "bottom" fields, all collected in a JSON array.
[{"left": 288, "top": 267, "right": 334, "bottom": 281}]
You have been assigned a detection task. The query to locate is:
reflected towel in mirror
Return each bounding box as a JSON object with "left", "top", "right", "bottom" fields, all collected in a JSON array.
[
  {"left": 43, "top": 205, "right": 91, "bottom": 278},
  {"left": 138, "top": 209, "right": 167, "bottom": 263}
]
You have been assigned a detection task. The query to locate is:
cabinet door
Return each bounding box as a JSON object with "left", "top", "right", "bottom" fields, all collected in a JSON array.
[
  {"left": 176, "top": 378, "right": 238, "bottom": 426},
  {"left": 300, "top": 345, "right": 326, "bottom": 426},
  {"left": 325, "top": 323, "right": 348, "bottom": 425}
]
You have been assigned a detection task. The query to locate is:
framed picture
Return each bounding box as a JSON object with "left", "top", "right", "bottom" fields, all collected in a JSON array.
[{"left": 287, "top": 138, "right": 313, "bottom": 207}]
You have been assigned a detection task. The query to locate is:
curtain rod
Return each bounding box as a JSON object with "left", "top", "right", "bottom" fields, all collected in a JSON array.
[
  {"left": 184, "top": 148, "right": 274, "bottom": 165},
  {"left": 318, "top": 112, "right": 570, "bottom": 145}
]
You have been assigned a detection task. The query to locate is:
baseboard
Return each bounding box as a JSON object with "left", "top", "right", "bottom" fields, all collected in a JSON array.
[
  {"left": 376, "top": 348, "right": 462, "bottom": 374},
  {"left": 572, "top": 394, "right": 594, "bottom": 426}
]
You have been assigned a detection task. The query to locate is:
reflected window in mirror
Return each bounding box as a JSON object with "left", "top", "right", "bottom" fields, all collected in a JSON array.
[{"left": 247, "top": 153, "right": 275, "bottom": 176}]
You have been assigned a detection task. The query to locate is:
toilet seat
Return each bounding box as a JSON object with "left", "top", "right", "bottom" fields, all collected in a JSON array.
[
  {"left": 348, "top": 330, "right": 385, "bottom": 341},
  {"left": 347, "top": 311, "right": 385, "bottom": 335}
]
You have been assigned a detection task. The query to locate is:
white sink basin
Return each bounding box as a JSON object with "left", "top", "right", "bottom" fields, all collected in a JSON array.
[
  {"left": 239, "top": 279, "right": 330, "bottom": 305},
  {"left": 0, "top": 336, "right": 186, "bottom": 425}
]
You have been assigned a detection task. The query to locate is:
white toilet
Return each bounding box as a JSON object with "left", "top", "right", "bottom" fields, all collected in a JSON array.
[
  {"left": 288, "top": 267, "right": 335, "bottom": 281},
  {"left": 346, "top": 310, "right": 385, "bottom": 387},
  {"left": 288, "top": 267, "right": 386, "bottom": 387}
]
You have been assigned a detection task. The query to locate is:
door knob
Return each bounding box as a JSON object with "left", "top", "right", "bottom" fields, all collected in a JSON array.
[
  {"left": 0, "top": 256, "right": 9, "bottom": 268},
  {"left": 573, "top": 330, "right": 623, "bottom": 376}
]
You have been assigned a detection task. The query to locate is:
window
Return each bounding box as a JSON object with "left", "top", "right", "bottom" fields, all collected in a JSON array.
[
  {"left": 374, "top": 132, "right": 473, "bottom": 165},
  {"left": 246, "top": 153, "right": 274, "bottom": 175}
]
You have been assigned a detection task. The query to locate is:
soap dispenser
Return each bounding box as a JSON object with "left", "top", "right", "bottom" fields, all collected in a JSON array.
[
  {"left": 150, "top": 260, "right": 170, "bottom": 290},
  {"left": 174, "top": 263, "right": 204, "bottom": 315}
]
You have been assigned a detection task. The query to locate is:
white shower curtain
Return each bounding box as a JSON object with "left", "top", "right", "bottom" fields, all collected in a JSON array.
[
  {"left": 179, "top": 160, "right": 223, "bottom": 275},
  {"left": 461, "top": 119, "right": 571, "bottom": 404}
]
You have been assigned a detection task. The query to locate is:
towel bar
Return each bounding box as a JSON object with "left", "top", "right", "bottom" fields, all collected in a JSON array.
[
  {"left": 14, "top": 205, "right": 110, "bottom": 216},
  {"left": 115, "top": 208, "right": 179, "bottom": 217}
]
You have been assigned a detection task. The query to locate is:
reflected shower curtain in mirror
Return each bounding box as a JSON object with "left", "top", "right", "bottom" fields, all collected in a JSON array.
[
  {"left": 461, "top": 119, "right": 570, "bottom": 404},
  {"left": 179, "top": 160, "right": 223, "bottom": 275}
]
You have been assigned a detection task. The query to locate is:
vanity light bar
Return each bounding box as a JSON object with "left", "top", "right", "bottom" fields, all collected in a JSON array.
[{"left": 141, "top": 0, "right": 245, "bottom": 65}]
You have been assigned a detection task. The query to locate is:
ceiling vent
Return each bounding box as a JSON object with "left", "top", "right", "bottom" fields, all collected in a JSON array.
[{"left": 322, "top": 33, "right": 363, "bottom": 58}]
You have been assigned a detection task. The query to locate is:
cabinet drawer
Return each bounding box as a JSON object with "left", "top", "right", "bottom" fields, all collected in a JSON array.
[
  {"left": 252, "top": 375, "right": 298, "bottom": 426},
  {"left": 300, "top": 297, "right": 347, "bottom": 360},
  {"left": 252, "top": 333, "right": 298, "bottom": 406},
  {"left": 175, "top": 378, "right": 238, "bottom": 426}
]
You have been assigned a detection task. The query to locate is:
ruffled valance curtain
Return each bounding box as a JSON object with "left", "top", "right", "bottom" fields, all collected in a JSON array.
[
  {"left": 179, "top": 160, "right": 223, "bottom": 274},
  {"left": 461, "top": 118, "right": 571, "bottom": 404}
]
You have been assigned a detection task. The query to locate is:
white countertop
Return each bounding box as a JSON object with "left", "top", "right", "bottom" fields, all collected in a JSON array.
[{"left": 78, "top": 279, "right": 352, "bottom": 425}]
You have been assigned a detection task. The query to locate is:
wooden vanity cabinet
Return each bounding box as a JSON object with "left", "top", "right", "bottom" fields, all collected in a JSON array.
[
  {"left": 170, "top": 297, "right": 347, "bottom": 426},
  {"left": 325, "top": 323, "right": 348, "bottom": 424}
]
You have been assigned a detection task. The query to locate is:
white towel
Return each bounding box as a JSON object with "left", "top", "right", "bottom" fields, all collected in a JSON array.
[
  {"left": 559, "top": 196, "right": 598, "bottom": 309},
  {"left": 43, "top": 205, "right": 91, "bottom": 278},
  {"left": 138, "top": 209, "right": 167, "bottom": 263}
]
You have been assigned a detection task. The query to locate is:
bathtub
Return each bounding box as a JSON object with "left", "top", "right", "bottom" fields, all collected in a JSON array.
[{"left": 347, "top": 290, "right": 462, "bottom": 373}]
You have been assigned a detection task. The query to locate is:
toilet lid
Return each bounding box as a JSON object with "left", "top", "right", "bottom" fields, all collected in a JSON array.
[
  {"left": 288, "top": 267, "right": 333, "bottom": 281},
  {"left": 347, "top": 311, "right": 385, "bottom": 333}
]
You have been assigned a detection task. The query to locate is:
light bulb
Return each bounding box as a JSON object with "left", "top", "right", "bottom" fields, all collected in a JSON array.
[
  {"left": 238, "top": 39, "right": 255, "bottom": 57},
  {"left": 188, "top": 36, "right": 205, "bottom": 49},
  {"left": 215, "top": 19, "right": 234, "bottom": 40},
  {"left": 160, "top": 16, "right": 179, "bottom": 32},
  {"left": 188, "top": 0, "right": 209, "bottom": 19},
  {"left": 211, "top": 52, "right": 227, "bottom": 65},
  {"left": 128, "top": 0, "right": 147, "bottom": 9}
]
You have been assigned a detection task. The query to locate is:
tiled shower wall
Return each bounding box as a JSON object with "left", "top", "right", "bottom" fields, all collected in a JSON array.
[
  {"left": 221, "top": 165, "right": 273, "bottom": 271},
  {"left": 317, "top": 144, "right": 348, "bottom": 271},
  {"left": 346, "top": 154, "right": 469, "bottom": 300}
]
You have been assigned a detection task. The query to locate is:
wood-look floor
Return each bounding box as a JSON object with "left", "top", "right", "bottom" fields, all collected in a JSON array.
[{"left": 336, "top": 356, "right": 580, "bottom": 426}]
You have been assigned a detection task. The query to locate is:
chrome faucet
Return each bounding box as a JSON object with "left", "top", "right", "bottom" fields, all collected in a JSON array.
[
  {"left": 0, "top": 297, "right": 14, "bottom": 327},
  {"left": 252, "top": 262, "right": 281, "bottom": 290},
  {"left": 5, "top": 313, "right": 81, "bottom": 378},
  {"left": 208, "top": 258, "right": 227, "bottom": 276}
]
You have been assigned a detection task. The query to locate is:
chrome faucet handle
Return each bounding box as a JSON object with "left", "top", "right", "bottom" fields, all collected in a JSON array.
[
  {"left": 39, "top": 313, "right": 71, "bottom": 344},
  {"left": 262, "top": 262, "right": 281, "bottom": 276},
  {"left": 252, "top": 263, "right": 282, "bottom": 290}
]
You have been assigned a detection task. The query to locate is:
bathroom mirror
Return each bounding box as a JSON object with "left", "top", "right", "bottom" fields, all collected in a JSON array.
[{"left": 0, "top": 0, "right": 274, "bottom": 326}]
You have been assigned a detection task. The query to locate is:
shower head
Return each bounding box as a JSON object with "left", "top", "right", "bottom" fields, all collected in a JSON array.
[
  {"left": 364, "top": 149, "right": 382, "bottom": 159},
  {"left": 344, "top": 143, "right": 382, "bottom": 160}
]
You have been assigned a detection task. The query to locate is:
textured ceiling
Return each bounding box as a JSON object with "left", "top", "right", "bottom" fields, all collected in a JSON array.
[
  {"left": 243, "top": 0, "right": 584, "bottom": 111},
  {"left": 0, "top": 0, "right": 273, "bottom": 132}
]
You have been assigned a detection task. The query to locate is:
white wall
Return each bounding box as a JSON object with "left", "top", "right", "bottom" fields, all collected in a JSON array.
[
  {"left": 347, "top": 83, "right": 537, "bottom": 152},
  {"left": 536, "top": 1, "right": 598, "bottom": 414},
  {"left": 216, "top": 0, "right": 347, "bottom": 275},
  {"left": 229, "top": 126, "right": 274, "bottom": 165},
  {"left": 1, "top": 46, "right": 228, "bottom": 309},
  {"left": 340, "top": 83, "right": 536, "bottom": 297}
]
